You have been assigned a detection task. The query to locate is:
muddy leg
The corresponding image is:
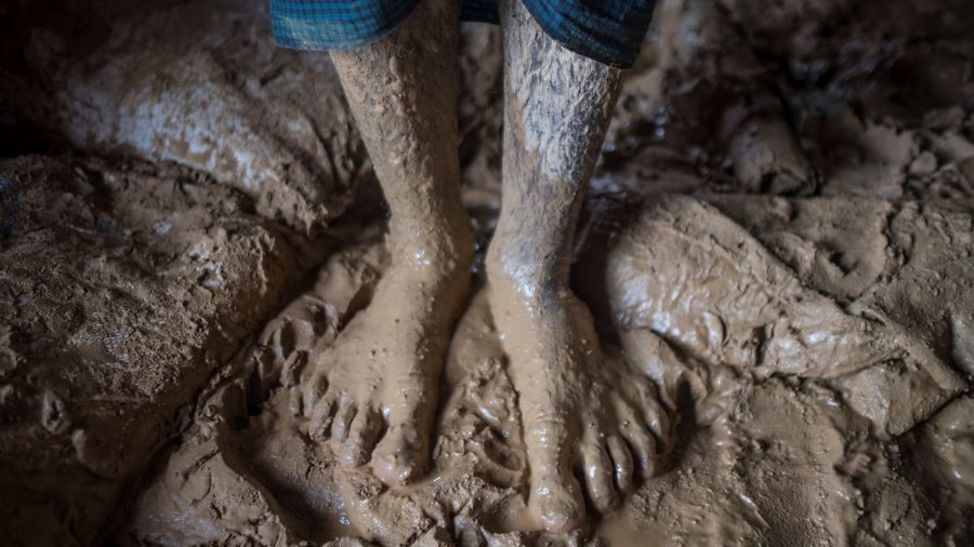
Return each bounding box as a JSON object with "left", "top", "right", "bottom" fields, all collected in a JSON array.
[
  {"left": 300, "top": 0, "right": 474, "bottom": 484},
  {"left": 488, "top": 0, "right": 669, "bottom": 532}
]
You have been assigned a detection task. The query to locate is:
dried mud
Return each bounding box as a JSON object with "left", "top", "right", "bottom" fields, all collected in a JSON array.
[{"left": 1, "top": 0, "right": 973, "bottom": 545}]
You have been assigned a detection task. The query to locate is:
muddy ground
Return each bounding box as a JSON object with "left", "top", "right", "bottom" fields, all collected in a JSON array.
[{"left": 1, "top": 0, "right": 973, "bottom": 545}]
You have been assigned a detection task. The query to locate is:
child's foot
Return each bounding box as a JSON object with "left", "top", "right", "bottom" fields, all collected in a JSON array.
[
  {"left": 489, "top": 280, "right": 671, "bottom": 532},
  {"left": 300, "top": 246, "right": 470, "bottom": 484}
]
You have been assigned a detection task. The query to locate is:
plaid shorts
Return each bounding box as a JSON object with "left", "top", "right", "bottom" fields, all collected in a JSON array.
[{"left": 269, "top": 0, "right": 655, "bottom": 68}]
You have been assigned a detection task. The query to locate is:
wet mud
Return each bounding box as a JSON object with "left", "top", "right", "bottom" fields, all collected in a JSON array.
[{"left": 1, "top": 0, "right": 973, "bottom": 545}]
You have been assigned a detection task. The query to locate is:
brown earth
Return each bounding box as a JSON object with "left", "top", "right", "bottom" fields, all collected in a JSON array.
[{"left": 1, "top": 0, "right": 972, "bottom": 545}]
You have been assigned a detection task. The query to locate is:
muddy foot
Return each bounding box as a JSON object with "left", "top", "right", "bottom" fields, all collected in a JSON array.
[
  {"left": 300, "top": 261, "right": 468, "bottom": 485},
  {"left": 489, "top": 285, "right": 671, "bottom": 532}
]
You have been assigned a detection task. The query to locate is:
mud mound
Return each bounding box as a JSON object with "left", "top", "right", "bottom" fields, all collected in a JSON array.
[
  {"left": 2, "top": 0, "right": 367, "bottom": 232},
  {"left": 0, "top": 155, "right": 327, "bottom": 543}
]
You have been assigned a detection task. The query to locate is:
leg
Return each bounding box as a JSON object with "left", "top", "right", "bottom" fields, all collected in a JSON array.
[
  {"left": 301, "top": 0, "right": 474, "bottom": 484},
  {"left": 488, "top": 0, "right": 669, "bottom": 532}
]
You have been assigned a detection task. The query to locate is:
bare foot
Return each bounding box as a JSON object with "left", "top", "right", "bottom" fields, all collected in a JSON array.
[
  {"left": 300, "top": 254, "right": 469, "bottom": 485},
  {"left": 305, "top": 0, "right": 471, "bottom": 487},
  {"left": 489, "top": 282, "right": 671, "bottom": 532}
]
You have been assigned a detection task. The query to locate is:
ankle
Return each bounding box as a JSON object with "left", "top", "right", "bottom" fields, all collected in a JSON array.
[
  {"left": 389, "top": 221, "right": 475, "bottom": 279},
  {"left": 486, "top": 249, "right": 567, "bottom": 305}
]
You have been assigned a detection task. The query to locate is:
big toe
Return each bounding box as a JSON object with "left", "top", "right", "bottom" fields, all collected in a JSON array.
[
  {"left": 532, "top": 471, "right": 585, "bottom": 532},
  {"left": 372, "top": 424, "right": 427, "bottom": 485},
  {"left": 581, "top": 441, "right": 620, "bottom": 514}
]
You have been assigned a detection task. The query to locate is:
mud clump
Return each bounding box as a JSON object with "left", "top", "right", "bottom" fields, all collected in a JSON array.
[
  {"left": 0, "top": 154, "right": 325, "bottom": 544},
  {"left": 2, "top": 0, "right": 974, "bottom": 545}
]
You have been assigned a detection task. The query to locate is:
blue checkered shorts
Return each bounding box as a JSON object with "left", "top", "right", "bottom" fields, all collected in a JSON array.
[{"left": 269, "top": 0, "right": 655, "bottom": 68}]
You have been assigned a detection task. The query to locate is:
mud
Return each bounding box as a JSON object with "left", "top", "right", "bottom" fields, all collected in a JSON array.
[{"left": 1, "top": 0, "right": 973, "bottom": 545}]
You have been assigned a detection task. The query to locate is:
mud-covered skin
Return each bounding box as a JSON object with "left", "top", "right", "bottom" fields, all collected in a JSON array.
[
  {"left": 486, "top": 0, "right": 671, "bottom": 531},
  {"left": 300, "top": 0, "right": 475, "bottom": 484},
  {"left": 488, "top": 289, "right": 671, "bottom": 530},
  {"left": 300, "top": 264, "right": 470, "bottom": 483}
]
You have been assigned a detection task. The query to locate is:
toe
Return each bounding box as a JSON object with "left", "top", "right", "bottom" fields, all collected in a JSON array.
[
  {"left": 622, "top": 422, "right": 657, "bottom": 479},
  {"left": 283, "top": 352, "right": 309, "bottom": 415},
  {"left": 524, "top": 419, "right": 585, "bottom": 532},
  {"left": 639, "top": 393, "right": 671, "bottom": 446},
  {"left": 309, "top": 393, "right": 336, "bottom": 441},
  {"left": 580, "top": 440, "right": 618, "bottom": 514},
  {"left": 301, "top": 370, "right": 329, "bottom": 416},
  {"left": 607, "top": 435, "right": 634, "bottom": 493},
  {"left": 629, "top": 379, "right": 671, "bottom": 444},
  {"left": 534, "top": 473, "right": 585, "bottom": 533},
  {"left": 267, "top": 318, "right": 296, "bottom": 360},
  {"left": 339, "top": 407, "right": 381, "bottom": 468},
  {"left": 330, "top": 395, "right": 356, "bottom": 445},
  {"left": 372, "top": 423, "right": 426, "bottom": 485},
  {"left": 371, "top": 374, "right": 437, "bottom": 485}
]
